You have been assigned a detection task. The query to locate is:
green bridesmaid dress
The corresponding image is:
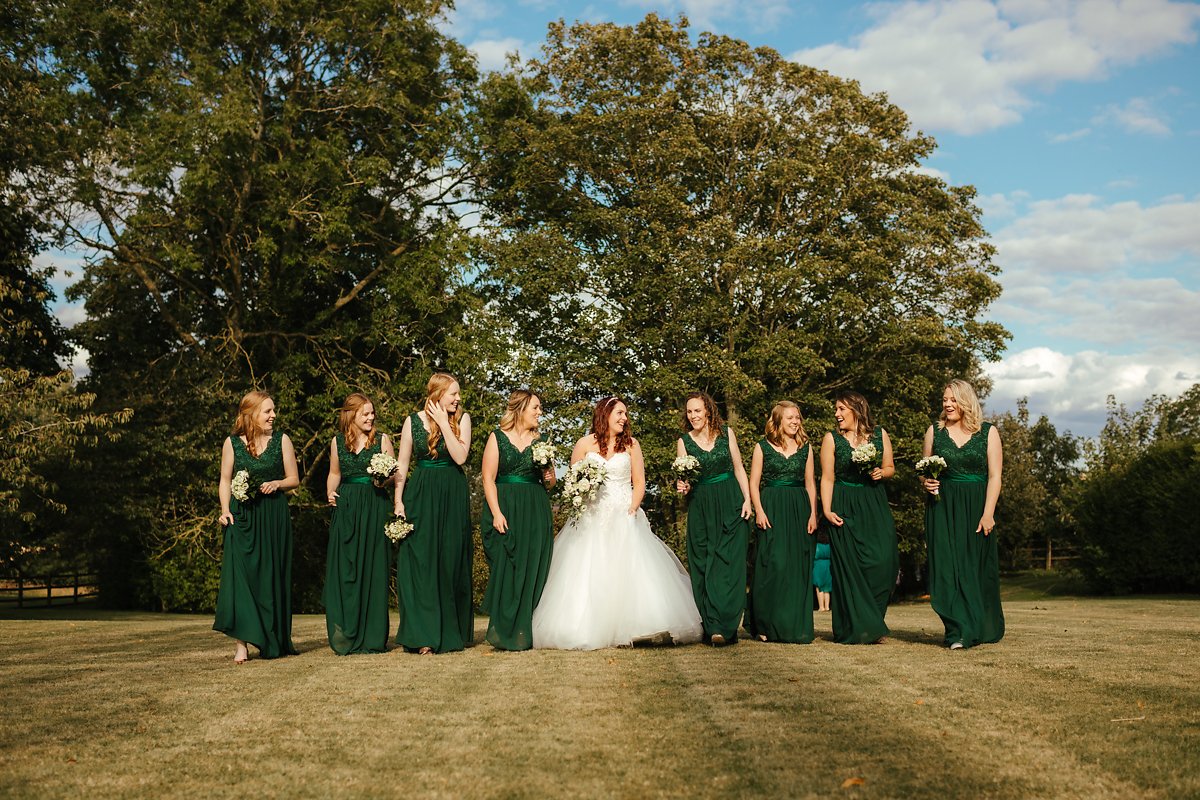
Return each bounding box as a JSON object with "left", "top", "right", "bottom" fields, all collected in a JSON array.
[
  {"left": 213, "top": 430, "right": 298, "bottom": 658},
  {"left": 747, "top": 439, "right": 815, "bottom": 644},
  {"left": 395, "top": 413, "right": 473, "bottom": 653},
  {"left": 323, "top": 433, "right": 392, "bottom": 655},
  {"left": 684, "top": 427, "right": 751, "bottom": 643},
  {"left": 481, "top": 429, "right": 554, "bottom": 651},
  {"left": 829, "top": 427, "right": 898, "bottom": 644},
  {"left": 925, "top": 422, "right": 1004, "bottom": 648}
]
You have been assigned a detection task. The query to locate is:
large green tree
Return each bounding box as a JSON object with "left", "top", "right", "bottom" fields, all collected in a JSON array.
[
  {"left": 473, "top": 16, "right": 1007, "bottom": 560},
  {"left": 39, "top": 0, "right": 480, "bottom": 608}
]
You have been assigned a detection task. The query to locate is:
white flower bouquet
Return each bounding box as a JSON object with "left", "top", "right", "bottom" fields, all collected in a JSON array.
[
  {"left": 850, "top": 440, "right": 880, "bottom": 474},
  {"left": 915, "top": 455, "right": 948, "bottom": 502},
  {"left": 384, "top": 515, "right": 414, "bottom": 543},
  {"left": 530, "top": 441, "right": 556, "bottom": 468},
  {"left": 560, "top": 458, "right": 607, "bottom": 519},
  {"left": 230, "top": 470, "right": 253, "bottom": 503},
  {"left": 671, "top": 454, "right": 701, "bottom": 484},
  {"left": 367, "top": 452, "right": 399, "bottom": 486}
]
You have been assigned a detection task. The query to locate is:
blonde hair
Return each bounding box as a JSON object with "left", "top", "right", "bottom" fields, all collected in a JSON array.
[
  {"left": 939, "top": 379, "right": 983, "bottom": 434},
  {"left": 424, "top": 372, "right": 462, "bottom": 458},
  {"left": 499, "top": 389, "right": 539, "bottom": 432},
  {"left": 765, "top": 401, "right": 809, "bottom": 447},
  {"left": 338, "top": 393, "right": 378, "bottom": 451},
  {"left": 232, "top": 391, "right": 273, "bottom": 458}
]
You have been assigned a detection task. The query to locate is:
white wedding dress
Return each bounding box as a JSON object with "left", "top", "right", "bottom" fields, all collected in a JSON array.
[{"left": 532, "top": 451, "right": 703, "bottom": 650}]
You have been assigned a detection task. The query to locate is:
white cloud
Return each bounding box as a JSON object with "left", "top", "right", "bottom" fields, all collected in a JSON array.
[
  {"left": 1093, "top": 96, "right": 1171, "bottom": 135},
  {"left": 468, "top": 37, "right": 529, "bottom": 72},
  {"left": 984, "top": 346, "right": 1198, "bottom": 435},
  {"left": 990, "top": 194, "right": 1200, "bottom": 274},
  {"left": 791, "top": 0, "right": 1200, "bottom": 135},
  {"left": 1049, "top": 127, "right": 1092, "bottom": 143}
]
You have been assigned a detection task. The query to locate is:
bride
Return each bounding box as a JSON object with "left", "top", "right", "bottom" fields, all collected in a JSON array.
[{"left": 532, "top": 396, "right": 703, "bottom": 650}]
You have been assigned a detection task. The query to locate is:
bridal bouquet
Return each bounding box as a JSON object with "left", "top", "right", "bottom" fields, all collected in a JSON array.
[
  {"left": 367, "top": 452, "right": 399, "bottom": 485},
  {"left": 914, "top": 455, "right": 948, "bottom": 502},
  {"left": 560, "top": 458, "right": 607, "bottom": 519},
  {"left": 850, "top": 440, "right": 881, "bottom": 474},
  {"left": 230, "top": 470, "right": 254, "bottom": 503},
  {"left": 530, "top": 441, "right": 556, "bottom": 469},
  {"left": 670, "top": 454, "right": 701, "bottom": 484},
  {"left": 384, "top": 515, "right": 414, "bottom": 543}
]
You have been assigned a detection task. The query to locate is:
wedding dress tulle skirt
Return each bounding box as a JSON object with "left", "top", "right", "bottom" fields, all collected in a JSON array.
[{"left": 532, "top": 452, "right": 703, "bottom": 650}]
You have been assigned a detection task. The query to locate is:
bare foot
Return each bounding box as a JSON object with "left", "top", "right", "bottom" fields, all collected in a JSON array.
[
  {"left": 710, "top": 633, "right": 726, "bottom": 646},
  {"left": 418, "top": 646, "right": 434, "bottom": 655},
  {"left": 758, "top": 634, "right": 768, "bottom": 642},
  {"left": 233, "top": 642, "right": 249, "bottom": 664}
]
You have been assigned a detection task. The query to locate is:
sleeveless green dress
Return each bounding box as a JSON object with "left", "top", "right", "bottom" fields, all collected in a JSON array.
[
  {"left": 394, "top": 413, "right": 473, "bottom": 653},
  {"left": 829, "top": 427, "right": 898, "bottom": 644},
  {"left": 746, "top": 439, "right": 815, "bottom": 644},
  {"left": 323, "top": 433, "right": 392, "bottom": 655},
  {"left": 925, "top": 422, "right": 1004, "bottom": 648},
  {"left": 481, "top": 429, "right": 554, "bottom": 651},
  {"left": 683, "top": 427, "right": 751, "bottom": 643},
  {"left": 213, "top": 431, "right": 297, "bottom": 658}
]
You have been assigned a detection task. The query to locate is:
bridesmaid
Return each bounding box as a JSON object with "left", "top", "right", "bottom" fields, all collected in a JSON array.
[
  {"left": 480, "top": 389, "right": 556, "bottom": 650},
  {"left": 393, "top": 373, "right": 474, "bottom": 654},
  {"left": 813, "top": 527, "right": 832, "bottom": 613},
  {"left": 819, "top": 390, "right": 898, "bottom": 644},
  {"left": 676, "top": 391, "right": 753, "bottom": 646},
  {"left": 214, "top": 391, "right": 300, "bottom": 663},
  {"left": 746, "top": 401, "right": 819, "bottom": 643},
  {"left": 921, "top": 379, "right": 1005, "bottom": 649},
  {"left": 323, "top": 393, "right": 393, "bottom": 655}
]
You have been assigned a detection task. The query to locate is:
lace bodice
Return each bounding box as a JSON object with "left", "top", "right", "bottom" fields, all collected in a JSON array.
[
  {"left": 682, "top": 427, "right": 735, "bottom": 480},
  {"left": 230, "top": 430, "right": 284, "bottom": 485},
  {"left": 336, "top": 433, "right": 382, "bottom": 481},
  {"left": 495, "top": 428, "right": 542, "bottom": 481},
  {"left": 832, "top": 427, "right": 884, "bottom": 486},
  {"left": 931, "top": 422, "right": 992, "bottom": 480},
  {"left": 410, "top": 412, "right": 451, "bottom": 464},
  {"left": 583, "top": 450, "right": 633, "bottom": 516},
  {"left": 760, "top": 439, "right": 809, "bottom": 483}
]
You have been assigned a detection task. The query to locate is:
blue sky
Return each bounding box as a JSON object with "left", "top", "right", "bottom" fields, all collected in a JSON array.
[{"left": 45, "top": 0, "right": 1200, "bottom": 438}]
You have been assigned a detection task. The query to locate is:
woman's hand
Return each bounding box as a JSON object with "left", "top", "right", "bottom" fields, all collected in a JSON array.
[
  {"left": 327, "top": 491, "right": 339, "bottom": 507},
  {"left": 807, "top": 514, "right": 818, "bottom": 534},
  {"left": 977, "top": 513, "right": 996, "bottom": 536},
  {"left": 756, "top": 510, "right": 771, "bottom": 530},
  {"left": 869, "top": 467, "right": 885, "bottom": 482},
  {"left": 493, "top": 512, "right": 509, "bottom": 534},
  {"left": 676, "top": 479, "right": 691, "bottom": 496},
  {"left": 260, "top": 480, "right": 279, "bottom": 495},
  {"left": 922, "top": 477, "right": 940, "bottom": 495},
  {"left": 740, "top": 499, "right": 753, "bottom": 520},
  {"left": 219, "top": 509, "right": 234, "bottom": 526},
  {"left": 542, "top": 466, "right": 555, "bottom": 483},
  {"left": 394, "top": 500, "right": 406, "bottom": 519},
  {"left": 426, "top": 401, "right": 450, "bottom": 429},
  {"left": 824, "top": 510, "right": 844, "bottom": 527}
]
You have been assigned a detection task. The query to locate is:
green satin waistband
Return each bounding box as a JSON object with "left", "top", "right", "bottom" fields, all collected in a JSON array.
[
  {"left": 697, "top": 471, "right": 733, "bottom": 485},
  {"left": 945, "top": 474, "right": 987, "bottom": 483},
  {"left": 495, "top": 474, "right": 538, "bottom": 485},
  {"left": 763, "top": 479, "right": 803, "bottom": 487},
  {"left": 835, "top": 479, "right": 870, "bottom": 488},
  {"left": 342, "top": 476, "right": 373, "bottom": 485},
  {"left": 415, "top": 459, "right": 455, "bottom": 470}
]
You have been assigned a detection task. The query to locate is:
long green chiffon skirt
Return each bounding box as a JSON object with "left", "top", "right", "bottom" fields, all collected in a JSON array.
[
  {"left": 747, "top": 486, "right": 815, "bottom": 643},
  {"left": 686, "top": 478, "right": 750, "bottom": 642},
  {"left": 395, "top": 464, "right": 473, "bottom": 653},
  {"left": 829, "top": 482, "right": 898, "bottom": 644},
  {"left": 324, "top": 482, "right": 392, "bottom": 654},
  {"left": 481, "top": 482, "right": 554, "bottom": 650},
  {"left": 213, "top": 493, "right": 297, "bottom": 658},
  {"left": 925, "top": 480, "right": 1004, "bottom": 647}
]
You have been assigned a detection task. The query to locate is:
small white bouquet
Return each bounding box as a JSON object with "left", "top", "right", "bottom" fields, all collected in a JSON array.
[
  {"left": 384, "top": 515, "right": 414, "bottom": 543},
  {"left": 671, "top": 454, "right": 701, "bottom": 484},
  {"left": 914, "top": 455, "right": 948, "bottom": 502},
  {"left": 560, "top": 458, "right": 608, "bottom": 519},
  {"left": 850, "top": 440, "right": 880, "bottom": 474},
  {"left": 367, "top": 452, "right": 399, "bottom": 485},
  {"left": 230, "top": 469, "right": 253, "bottom": 503},
  {"left": 530, "top": 441, "right": 556, "bottom": 469}
]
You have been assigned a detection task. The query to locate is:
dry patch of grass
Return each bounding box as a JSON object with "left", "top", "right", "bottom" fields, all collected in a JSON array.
[{"left": 1, "top": 586, "right": 1197, "bottom": 799}]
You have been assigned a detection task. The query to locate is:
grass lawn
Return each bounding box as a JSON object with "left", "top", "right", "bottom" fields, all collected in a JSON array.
[{"left": 1, "top": 578, "right": 1196, "bottom": 799}]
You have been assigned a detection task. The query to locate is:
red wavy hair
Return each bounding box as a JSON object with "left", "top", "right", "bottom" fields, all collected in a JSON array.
[{"left": 591, "top": 396, "right": 633, "bottom": 456}]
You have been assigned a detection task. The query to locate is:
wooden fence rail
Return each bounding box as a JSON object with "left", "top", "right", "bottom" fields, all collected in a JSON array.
[{"left": 0, "top": 573, "right": 99, "bottom": 608}]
